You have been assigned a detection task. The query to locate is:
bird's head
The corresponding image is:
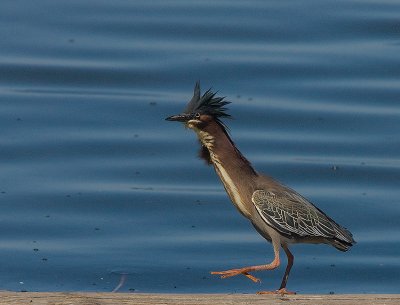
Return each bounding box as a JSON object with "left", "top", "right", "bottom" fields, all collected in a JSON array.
[{"left": 165, "top": 81, "right": 231, "bottom": 132}]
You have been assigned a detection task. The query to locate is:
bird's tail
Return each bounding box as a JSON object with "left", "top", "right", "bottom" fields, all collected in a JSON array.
[
  {"left": 330, "top": 225, "right": 356, "bottom": 252},
  {"left": 330, "top": 238, "right": 353, "bottom": 252}
]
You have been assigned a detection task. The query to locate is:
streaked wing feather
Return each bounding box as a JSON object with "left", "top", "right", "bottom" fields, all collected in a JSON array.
[{"left": 252, "top": 189, "right": 337, "bottom": 238}]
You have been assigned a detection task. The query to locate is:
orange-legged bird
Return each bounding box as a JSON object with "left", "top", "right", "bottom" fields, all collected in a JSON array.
[{"left": 166, "top": 82, "right": 355, "bottom": 294}]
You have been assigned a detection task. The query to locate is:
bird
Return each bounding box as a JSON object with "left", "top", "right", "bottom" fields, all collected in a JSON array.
[{"left": 165, "top": 82, "right": 355, "bottom": 295}]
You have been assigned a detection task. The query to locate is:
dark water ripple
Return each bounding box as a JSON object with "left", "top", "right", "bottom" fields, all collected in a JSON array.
[{"left": 0, "top": 0, "right": 399, "bottom": 294}]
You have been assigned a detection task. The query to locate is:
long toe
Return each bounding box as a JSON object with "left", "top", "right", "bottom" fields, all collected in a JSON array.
[
  {"left": 211, "top": 268, "right": 260, "bottom": 282},
  {"left": 211, "top": 268, "right": 246, "bottom": 278},
  {"left": 243, "top": 272, "right": 261, "bottom": 283},
  {"left": 257, "top": 288, "right": 296, "bottom": 295}
]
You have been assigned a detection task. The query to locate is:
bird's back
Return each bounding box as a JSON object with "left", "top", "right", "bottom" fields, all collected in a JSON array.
[{"left": 252, "top": 175, "right": 355, "bottom": 251}]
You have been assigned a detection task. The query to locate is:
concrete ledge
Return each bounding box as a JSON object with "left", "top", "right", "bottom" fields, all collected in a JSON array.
[{"left": 0, "top": 292, "right": 399, "bottom": 305}]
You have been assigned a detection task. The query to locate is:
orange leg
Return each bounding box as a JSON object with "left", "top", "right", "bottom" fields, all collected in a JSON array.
[
  {"left": 257, "top": 245, "right": 296, "bottom": 295},
  {"left": 211, "top": 239, "right": 296, "bottom": 295},
  {"left": 211, "top": 256, "right": 280, "bottom": 283},
  {"left": 211, "top": 238, "right": 281, "bottom": 283}
]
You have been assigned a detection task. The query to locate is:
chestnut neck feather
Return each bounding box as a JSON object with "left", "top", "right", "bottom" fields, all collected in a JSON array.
[
  {"left": 197, "top": 120, "right": 258, "bottom": 179},
  {"left": 198, "top": 122, "right": 256, "bottom": 167},
  {"left": 195, "top": 120, "right": 258, "bottom": 217}
]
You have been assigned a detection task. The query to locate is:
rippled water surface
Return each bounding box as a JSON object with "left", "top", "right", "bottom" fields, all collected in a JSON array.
[{"left": 1, "top": 0, "right": 399, "bottom": 294}]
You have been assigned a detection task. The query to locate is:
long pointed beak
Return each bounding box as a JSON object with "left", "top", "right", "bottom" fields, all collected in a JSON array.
[{"left": 165, "top": 114, "right": 190, "bottom": 122}]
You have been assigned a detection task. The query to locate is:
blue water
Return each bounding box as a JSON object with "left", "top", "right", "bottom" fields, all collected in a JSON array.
[{"left": 1, "top": 0, "right": 399, "bottom": 294}]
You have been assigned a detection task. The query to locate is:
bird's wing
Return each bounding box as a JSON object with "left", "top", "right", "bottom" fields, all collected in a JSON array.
[{"left": 252, "top": 189, "right": 338, "bottom": 238}]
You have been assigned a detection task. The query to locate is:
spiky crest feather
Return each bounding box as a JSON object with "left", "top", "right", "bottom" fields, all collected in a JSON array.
[{"left": 184, "top": 81, "right": 231, "bottom": 122}]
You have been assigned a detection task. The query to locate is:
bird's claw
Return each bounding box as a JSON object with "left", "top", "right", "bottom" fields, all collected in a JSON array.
[
  {"left": 211, "top": 269, "right": 261, "bottom": 283},
  {"left": 257, "top": 288, "right": 296, "bottom": 295}
]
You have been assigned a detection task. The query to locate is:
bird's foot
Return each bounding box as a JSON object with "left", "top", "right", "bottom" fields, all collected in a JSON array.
[
  {"left": 211, "top": 268, "right": 261, "bottom": 283},
  {"left": 257, "top": 288, "right": 296, "bottom": 295}
]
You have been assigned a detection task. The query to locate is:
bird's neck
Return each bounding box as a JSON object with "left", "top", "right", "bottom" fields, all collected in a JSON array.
[
  {"left": 197, "top": 125, "right": 257, "bottom": 175},
  {"left": 195, "top": 121, "right": 258, "bottom": 218}
]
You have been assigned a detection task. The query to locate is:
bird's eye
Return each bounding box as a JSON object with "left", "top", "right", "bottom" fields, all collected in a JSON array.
[{"left": 195, "top": 113, "right": 201, "bottom": 119}]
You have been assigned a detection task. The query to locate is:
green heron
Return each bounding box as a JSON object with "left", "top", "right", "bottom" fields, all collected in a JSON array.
[{"left": 166, "top": 82, "right": 355, "bottom": 294}]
